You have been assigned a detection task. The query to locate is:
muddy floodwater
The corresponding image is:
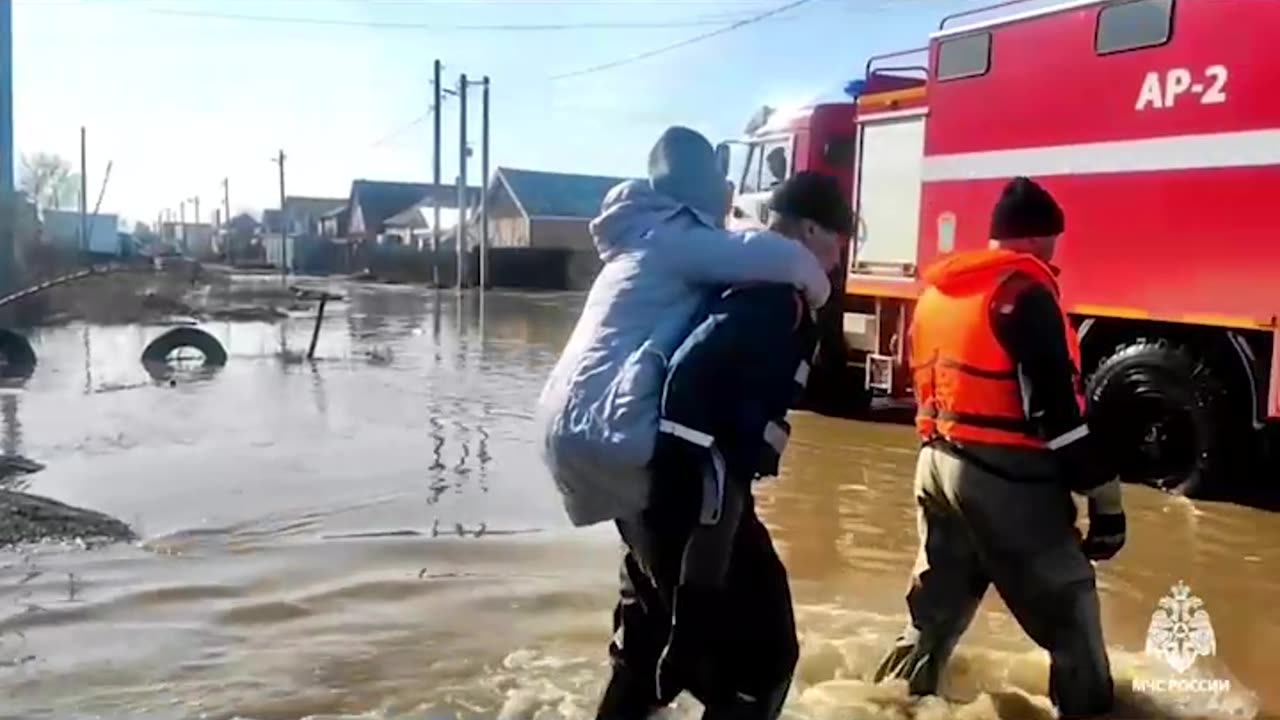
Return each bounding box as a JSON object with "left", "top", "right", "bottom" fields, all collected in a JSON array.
[{"left": 1, "top": 279, "right": 1276, "bottom": 720}]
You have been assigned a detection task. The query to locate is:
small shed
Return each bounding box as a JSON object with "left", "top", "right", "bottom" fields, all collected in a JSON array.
[{"left": 482, "top": 167, "right": 633, "bottom": 252}]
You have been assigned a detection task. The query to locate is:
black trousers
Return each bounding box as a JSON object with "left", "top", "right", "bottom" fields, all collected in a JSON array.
[{"left": 597, "top": 454, "right": 799, "bottom": 720}]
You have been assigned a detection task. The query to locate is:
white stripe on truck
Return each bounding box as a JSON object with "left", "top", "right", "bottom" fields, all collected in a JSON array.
[{"left": 922, "top": 128, "right": 1280, "bottom": 182}]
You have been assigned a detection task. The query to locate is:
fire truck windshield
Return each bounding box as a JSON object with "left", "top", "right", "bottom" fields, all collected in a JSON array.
[{"left": 739, "top": 138, "right": 792, "bottom": 195}]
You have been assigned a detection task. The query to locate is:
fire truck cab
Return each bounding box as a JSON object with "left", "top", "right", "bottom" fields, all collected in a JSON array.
[{"left": 720, "top": 0, "right": 1280, "bottom": 498}]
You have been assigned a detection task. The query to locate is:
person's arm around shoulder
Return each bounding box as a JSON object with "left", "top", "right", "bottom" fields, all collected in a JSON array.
[
  {"left": 991, "top": 273, "right": 1125, "bottom": 560},
  {"left": 657, "top": 220, "right": 831, "bottom": 308}
]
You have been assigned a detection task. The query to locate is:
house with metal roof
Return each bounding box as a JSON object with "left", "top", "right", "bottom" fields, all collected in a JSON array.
[
  {"left": 346, "top": 179, "right": 480, "bottom": 244},
  {"left": 482, "top": 167, "right": 633, "bottom": 253},
  {"left": 284, "top": 196, "right": 346, "bottom": 237}
]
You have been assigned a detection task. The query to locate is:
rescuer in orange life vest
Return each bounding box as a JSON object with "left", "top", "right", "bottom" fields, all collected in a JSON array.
[{"left": 872, "top": 177, "right": 1125, "bottom": 719}]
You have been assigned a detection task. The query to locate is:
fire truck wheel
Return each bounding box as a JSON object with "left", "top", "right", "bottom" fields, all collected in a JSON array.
[{"left": 1085, "top": 341, "right": 1235, "bottom": 497}]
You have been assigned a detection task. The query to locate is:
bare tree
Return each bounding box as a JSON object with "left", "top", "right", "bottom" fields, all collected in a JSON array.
[{"left": 18, "top": 153, "right": 80, "bottom": 210}]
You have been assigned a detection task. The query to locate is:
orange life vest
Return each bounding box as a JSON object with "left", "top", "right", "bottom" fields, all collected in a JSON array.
[{"left": 910, "top": 248, "right": 1084, "bottom": 449}]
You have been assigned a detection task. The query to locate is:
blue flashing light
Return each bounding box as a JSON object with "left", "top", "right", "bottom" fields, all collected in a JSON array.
[{"left": 843, "top": 79, "right": 867, "bottom": 99}]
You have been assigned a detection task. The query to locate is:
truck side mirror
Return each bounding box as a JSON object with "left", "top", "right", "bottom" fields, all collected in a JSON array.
[{"left": 714, "top": 142, "right": 731, "bottom": 177}]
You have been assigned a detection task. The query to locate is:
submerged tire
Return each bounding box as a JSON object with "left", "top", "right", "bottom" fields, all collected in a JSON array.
[
  {"left": 141, "top": 327, "right": 228, "bottom": 367},
  {"left": 1085, "top": 341, "right": 1237, "bottom": 497},
  {"left": 0, "top": 329, "right": 37, "bottom": 380}
]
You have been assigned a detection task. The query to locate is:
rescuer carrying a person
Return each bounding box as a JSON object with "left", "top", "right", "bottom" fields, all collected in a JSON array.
[
  {"left": 872, "top": 177, "right": 1126, "bottom": 719},
  {"left": 596, "top": 171, "right": 853, "bottom": 720}
]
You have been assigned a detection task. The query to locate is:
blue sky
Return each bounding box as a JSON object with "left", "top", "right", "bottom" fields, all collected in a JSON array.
[{"left": 12, "top": 0, "right": 987, "bottom": 225}]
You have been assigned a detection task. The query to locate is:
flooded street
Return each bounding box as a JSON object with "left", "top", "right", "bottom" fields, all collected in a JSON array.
[{"left": 0, "top": 280, "right": 1276, "bottom": 720}]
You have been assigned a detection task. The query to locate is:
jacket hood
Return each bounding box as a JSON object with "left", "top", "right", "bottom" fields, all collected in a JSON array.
[
  {"left": 923, "top": 248, "right": 1056, "bottom": 293},
  {"left": 588, "top": 179, "right": 716, "bottom": 262},
  {"left": 647, "top": 126, "right": 729, "bottom": 222}
]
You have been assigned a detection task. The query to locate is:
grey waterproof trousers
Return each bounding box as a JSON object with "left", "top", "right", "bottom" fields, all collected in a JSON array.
[{"left": 873, "top": 443, "right": 1114, "bottom": 719}]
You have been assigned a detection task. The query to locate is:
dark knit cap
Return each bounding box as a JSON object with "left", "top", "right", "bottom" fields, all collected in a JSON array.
[
  {"left": 990, "top": 176, "right": 1064, "bottom": 240},
  {"left": 768, "top": 171, "right": 855, "bottom": 236}
]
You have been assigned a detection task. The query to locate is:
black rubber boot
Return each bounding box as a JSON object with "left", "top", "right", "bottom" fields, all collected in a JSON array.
[
  {"left": 656, "top": 585, "right": 721, "bottom": 704},
  {"left": 596, "top": 663, "right": 664, "bottom": 720},
  {"left": 700, "top": 676, "right": 792, "bottom": 720}
]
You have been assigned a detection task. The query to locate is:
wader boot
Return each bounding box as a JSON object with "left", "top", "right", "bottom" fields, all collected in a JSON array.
[
  {"left": 874, "top": 444, "right": 1114, "bottom": 719},
  {"left": 599, "top": 495, "right": 797, "bottom": 720}
]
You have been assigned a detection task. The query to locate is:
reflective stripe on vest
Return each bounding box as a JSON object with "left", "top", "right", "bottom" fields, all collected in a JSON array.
[{"left": 909, "top": 248, "right": 1084, "bottom": 449}]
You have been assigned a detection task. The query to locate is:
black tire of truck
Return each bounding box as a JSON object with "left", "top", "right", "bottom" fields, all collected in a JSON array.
[
  {"left": 0, "top": 329, "right": 37, "bottom": 380},
  {"left": 141, "top": 327, "right": 228, "bottom": 367},
  {"left": 1085, "top": 340, "right": 1240, "bottom": 498}
]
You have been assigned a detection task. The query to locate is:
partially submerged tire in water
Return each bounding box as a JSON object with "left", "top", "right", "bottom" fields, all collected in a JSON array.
[
  {"left": 0, "top": 329, "right": 37, "bottom": 380},
  {"left": 1085, "top": 341, "right": 1236, "bottom": 497},
  {"left": 141, "top": 326, "right": 228, "bottom": 367}
]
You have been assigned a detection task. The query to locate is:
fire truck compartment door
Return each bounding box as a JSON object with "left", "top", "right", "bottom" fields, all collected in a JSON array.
[{"left": 856, "top": 116, "right": 925, "bottom": 269}]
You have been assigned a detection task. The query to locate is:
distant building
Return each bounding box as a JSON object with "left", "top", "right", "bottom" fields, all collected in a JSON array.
[
  {"left": 383, "top": 203, "right": 431, "bottom": 247},
  {"left": 158, "top": 221, "right": 215, "bottom": 258},
  {"left": 184, "top": 223, "right": 217, "bottom": 259},
  {"left": 472, "top": 167, "right": 632, "bottom": 289},
  {"left": 261, "top": 196, "right": 347, "bottom": 272},
  {"left": 226, "top": 212, "right": 260, "bottom": 237},
  {"left": 481, "top": 167, "right": 631, "bottom": 252},
  {"left": 284, "top": 196, "right": 346, "bottom": 237},
  {"left": 41, "top": 209, "right": 124, "bottom": 256},
  {"left": 9, "top": 192, "right": 40, "bottom": 274},
  {"left": 319, "top": 205, "right": 350, "bottom": 240},
  {"left": 224, "top": 213, "right": 262, "bottom": 265},
  {"left": 261, "top": 209, "right": 283, "bottom": 236},
  {"left": 346, "top": 179, "right": 480, "bottom": 246}
]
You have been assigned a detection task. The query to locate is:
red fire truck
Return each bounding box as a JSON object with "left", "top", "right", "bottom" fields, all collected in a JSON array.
[{"left": 720, "top": 0, "right": 1280, "bottom": 497}]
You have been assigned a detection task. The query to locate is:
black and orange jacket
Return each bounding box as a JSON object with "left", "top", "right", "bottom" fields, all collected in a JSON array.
[{"left": 910, "top": 248, "right": 1089, "bottom": 453}]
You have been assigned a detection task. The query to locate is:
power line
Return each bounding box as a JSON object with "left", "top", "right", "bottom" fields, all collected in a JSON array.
[
  {"left": 550, "top": 0, "right": 815, "bottom": 81},
  {"left": 370, "top": 110, "right": 435, "bottom": 148},
  {"left": 146, "top": 8, "right": 755, "bottom": 31}
]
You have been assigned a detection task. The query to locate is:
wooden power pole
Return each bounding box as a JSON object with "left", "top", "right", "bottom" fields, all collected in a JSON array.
[
  {"left": 456, "top": 73, "right": 467, "bottom": 291},
  {"left": 273, "top": 150, "right": 287, "bottom": 280},
  {"left": 0, "top": 0, "right": 14, "bottom": 293},
  {"left": 432, "top": 59, "right": 442, "bottom": 288},
  {"left": 480, "top": 75, "right": 490, "bottom": 290}
]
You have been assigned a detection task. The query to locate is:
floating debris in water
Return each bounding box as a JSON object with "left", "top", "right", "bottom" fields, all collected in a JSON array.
[{"left": 0, "top": 489, "right": 137, "bottom": 548}]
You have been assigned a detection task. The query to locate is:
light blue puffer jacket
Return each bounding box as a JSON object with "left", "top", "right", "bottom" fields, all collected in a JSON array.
[{"left": 536, "top": 179, "right": 831, "bottom": 527}]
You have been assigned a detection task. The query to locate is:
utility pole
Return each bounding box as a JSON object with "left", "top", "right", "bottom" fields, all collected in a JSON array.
[
  {"left": 179, "top": 200, "right": 187, "bottom": 255},
  {"left": 273, "top": 150, "right": 287, "bottom": 281},
  {"left": 0, "top": 0, "right": 14, "bottom": 294},
  {"left": 480, "top": 75, "right": 491, "bottom": 290},
  {"left": 79, "top": 126, "right": 87, "bottom": 252},
  {"left": 189, "top": 195, "right": 200, "bottom": 257},
  {"left": 222, "top": 177, "right": 231, "bottom": 263},
  {"left": 432, "top": 59, "right": 443, "bottom": 288},
  {"left": 456, "top": 72, "right": 467, "bottom": 291}
]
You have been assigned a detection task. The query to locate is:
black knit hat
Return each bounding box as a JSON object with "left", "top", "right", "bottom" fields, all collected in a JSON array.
[
  {"left": 990, "top": 176, "right": 1064, "bottom": 240},
  {"left": 768, "top": 171, "right": 855, "bottom": 236}
]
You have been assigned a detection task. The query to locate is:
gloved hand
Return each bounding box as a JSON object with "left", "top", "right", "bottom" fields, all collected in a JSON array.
[
  {"left": 1081, "top": 496, "right": 1126, "bottom": 561},
  {"left": 655, "top": 584, "right": 719, "bottom": 704}
]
